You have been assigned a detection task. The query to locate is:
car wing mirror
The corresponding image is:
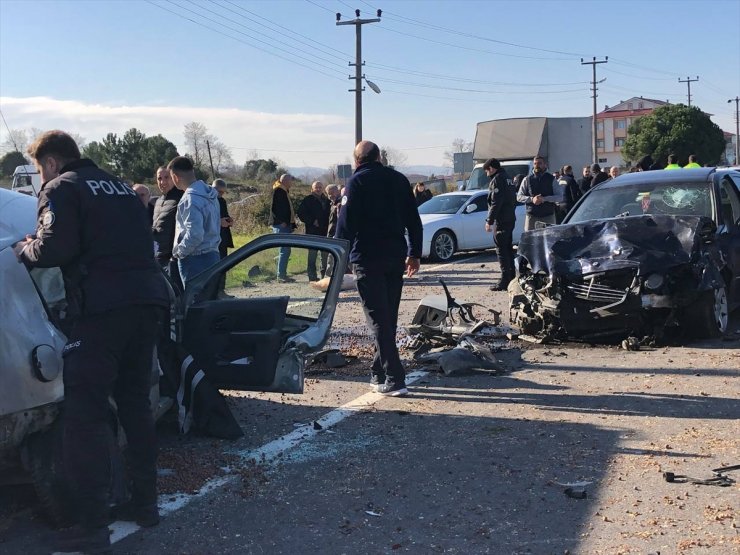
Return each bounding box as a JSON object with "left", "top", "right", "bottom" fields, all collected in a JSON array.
[{"left": 465, "top": 204, "right": 477, "bottom": 214}]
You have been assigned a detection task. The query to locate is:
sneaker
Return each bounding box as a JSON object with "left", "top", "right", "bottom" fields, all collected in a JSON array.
[
  {"left": 277, "top": 276, "right": 296, "bottom": 283},
  {"left": 55, "top": 524, "right": 111, "bottom": 553},
  {"left": 377, "top": 383, "right": 409, "bottom": 397},
  {"left": 111, "top": 501, "right": 160, "bottom": 528},
  {"left": 369, "top": 375, "right": 386, "bottom": 391}
]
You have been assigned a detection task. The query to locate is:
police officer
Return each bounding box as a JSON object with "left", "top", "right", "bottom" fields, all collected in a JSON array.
[
  {"left": 483, "top": 158, "right": 516, "bottom": 291},
  {"left": 335, "top": 141, "right": 423, "bottom": 396},
  {"left": 557, "top": 164, "right": 581, "bottom": 220},
  {"left": 13, "top": 131, "right": 168, "bottom": 552}
]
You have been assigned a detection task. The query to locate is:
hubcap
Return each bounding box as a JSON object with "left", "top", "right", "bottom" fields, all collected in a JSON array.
[
  {"left": 713, "top": 287, "right": 729, "bottom": 333},
  {"left": 434, "top": 233, "right": 454, "bottom": 260}
]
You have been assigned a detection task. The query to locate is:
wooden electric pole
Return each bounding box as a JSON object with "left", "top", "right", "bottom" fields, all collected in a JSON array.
[
  {"left": 679, "top": 76, "right": 699, "bottom": 107},
  {"left": 581, "top": 56, "right": 608, "bottom": 164}
]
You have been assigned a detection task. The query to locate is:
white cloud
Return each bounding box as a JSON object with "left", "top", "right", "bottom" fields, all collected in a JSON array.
[{"left": 0, "top": 96, "right": 355, "bottom": 167}]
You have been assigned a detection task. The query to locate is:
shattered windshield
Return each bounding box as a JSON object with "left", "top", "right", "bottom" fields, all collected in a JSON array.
[
  {"left": 568, "top": 181, "right": 715, "bottom": 223},
  {"left": 418, "top": 195, "right": 469, "bottom": 215}
]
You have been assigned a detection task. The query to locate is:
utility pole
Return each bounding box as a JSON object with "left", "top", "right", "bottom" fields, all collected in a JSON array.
[
  {"left": 581, "top": 56, "right": 608, "bottom": 164},
  {"left": 337, "top": 8, "right": 381, "bottom": 147},
  {"left": 729, "top": 96, "right": 740, "bottom": 164},
  {"left": 678, "top": 76, "right": 699, "bottom": 107},
  {"left": 206, "top": 139, "right": 216, "bottom": 178}
]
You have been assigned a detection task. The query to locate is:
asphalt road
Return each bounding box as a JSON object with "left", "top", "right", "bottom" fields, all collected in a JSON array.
[{"left": 1, "top": 250, "right": 738, "bottom": 555}]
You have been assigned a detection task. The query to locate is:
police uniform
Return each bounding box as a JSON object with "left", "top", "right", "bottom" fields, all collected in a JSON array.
[
  {"left": 20, "top": 159, "right": 169, "bottom": 530},
  {"left": 335, "top": 161, "right": 423, "bottom": 389},
  {"left": 485, "top": 167, "right": 516, "bottom": 288}
]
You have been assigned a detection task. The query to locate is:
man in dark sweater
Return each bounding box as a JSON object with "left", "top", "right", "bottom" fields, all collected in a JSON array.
[
  {"left": 577, "top": 165, "right": 592, "bottom": 196},
  {"left": 483, "top": 158, "right": 516, "bottom": 290},
  {"left": 589, "top": 163, "right": 610, "bottom": 188},
  {"left": 152, "top": 165, "right": 184, "bottom": 290},
  {"left": 335, "top": 141, "right": 423, "bottom": 396},
  {"left": 516, "top": 156, "right": 560, "bottom": 231},
  {"left": 558, "top": 165, "right": 581, "bottom": 220},
  {"left": 297, "top": 181, "right": 330, "bottom": 281},
  {"left": 268, "top": 173, "right": 296, "bottom": 282}
]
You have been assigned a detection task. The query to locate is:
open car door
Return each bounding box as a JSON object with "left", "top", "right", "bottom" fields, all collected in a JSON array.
[{"left": 179, "top": 234, "right": 348, "bottom": 394}]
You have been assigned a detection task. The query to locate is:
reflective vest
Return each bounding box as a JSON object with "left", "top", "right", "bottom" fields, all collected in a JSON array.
[
  {"left": 684, "top": 162, "right": 701, "bottom": 168},
  {"left": 665, "top": 164, "right": 682, "bottom": 170}
]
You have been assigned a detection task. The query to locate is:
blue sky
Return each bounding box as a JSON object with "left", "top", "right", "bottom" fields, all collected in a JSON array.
[{"left": 1, "top": 0, "right": 738, "bottom": 168}]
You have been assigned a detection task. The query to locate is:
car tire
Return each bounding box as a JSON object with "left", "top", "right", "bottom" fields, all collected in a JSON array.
[
  {"left": 430, "top": 230, "right": 456, "bottom": 262},
  {"left": 690, "top": 286, "right": 729, "bottom": 339}
]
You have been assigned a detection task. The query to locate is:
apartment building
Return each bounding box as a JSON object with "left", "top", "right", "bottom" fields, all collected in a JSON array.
[{"left": 596, "top": 96, "right": 669, "bottom": 167}]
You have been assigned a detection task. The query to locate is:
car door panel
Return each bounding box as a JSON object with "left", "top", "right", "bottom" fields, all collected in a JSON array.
[
  {"left": 460, "top": 195, "right": 490, "bottom": 250},
  {"left": 182, "top": 297, "right": 288, "bottom": 390},
  {"left": 181, "top": 233, "right": 348, "bottom": 394}
]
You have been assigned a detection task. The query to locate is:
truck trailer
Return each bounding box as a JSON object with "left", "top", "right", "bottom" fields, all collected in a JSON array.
[{"left": 466, "top": 117, "right": 592, "bottom": 190}]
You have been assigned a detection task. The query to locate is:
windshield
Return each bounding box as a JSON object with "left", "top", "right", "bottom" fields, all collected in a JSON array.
[
  {"left": 466, "top": 167, "right": 488, "bottom": 190},
  {"left": 501, "top": 164, "right": 530, "bottom": 182},
  {"left": 418, "top": 195, "right": 469, "bottom": 215},
  {"left": 568, "top": 181, "right": 715, "bottom": 223}
]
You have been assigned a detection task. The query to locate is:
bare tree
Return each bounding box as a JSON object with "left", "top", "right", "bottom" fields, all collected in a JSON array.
[
  {"left": 209, "top": 138, "right": 234, "bottom": 175},
  {"left": 183, "top": 121, "right": 209, "bottom": 168},
  {"left": 443, "top": 138, "right": 473, "bottom": 165},
  {"left": 380, "top": 146, "right": 408, "bottom": 168},
  {"left": 1, "top": 129, "right": 29, "bottom": 153}
]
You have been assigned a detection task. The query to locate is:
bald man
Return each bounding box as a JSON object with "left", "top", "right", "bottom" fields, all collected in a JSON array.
[
  {"left": 297, "top": 180, "right": 330, "bottom": 280},
  {"left": 335, "top": 140, "right": 423, "bottom": 396},
  {"left": 133, "top": 183, "right": 154, "bottom": 225}
]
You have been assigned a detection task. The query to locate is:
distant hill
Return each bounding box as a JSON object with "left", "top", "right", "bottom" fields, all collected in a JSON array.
[
  {"left": 287, "top": 166, "right": 327, "bottom": 180},
  {"left": 400, "top": 165, "right": 452, "bottom": 177}
]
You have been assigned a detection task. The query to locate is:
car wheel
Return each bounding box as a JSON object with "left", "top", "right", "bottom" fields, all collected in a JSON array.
[
  {"left": 691, "top": 286, "right": 729, "bottom": 339},
  {"left": 430, "top": 230, "right": 456, "bottom": 262}
]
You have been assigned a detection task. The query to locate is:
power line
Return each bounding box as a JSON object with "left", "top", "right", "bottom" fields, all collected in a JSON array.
[
  {"left": 678, "top": 75, "right": 699, "bottom": 106},
  {"left": 381, "top": 88, "right": 586, "bottom": 104},
  {"left": 377, "top": 77, "right": 586, "bottom": 95},
  {"left": 603, "top": 66, "right": 674, "bottom": 81},
  {"left": 145, "top": 1, "right": 346, "bottom": 81}
]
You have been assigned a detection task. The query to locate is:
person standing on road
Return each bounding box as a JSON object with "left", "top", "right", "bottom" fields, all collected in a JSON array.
[
  {"left": 558, "top": 165, "right": 581, "bottom": 220},
  {"left": 414, "top": 182, "right": 433, "bottom": 207},
  {"left": 169, "top": 156, "right": 221, "bottom": 288},
  {"left": 269, "top": 173, "right": 297, "bottom": 282},
  {"left": 297, "top": 181, "right": 330, "bottom": 281},
  {"left": 152, "top": 165, "right": 184, "bottom": 290},
  {"left": 133, "top": 184, "right": 154, "bottom": 225},
  {"left": 577, "top": 165, "right": 592, "bottom": 195},
  {"left": 483, "top": 158, "right": 516, "bottom": 291},
  {"left": 335, "top": 140, "right": 423, "bottom": 397},
  {"left": 636, "top": 155, "right": 654, "bottom": 172},
  {"left": 684, "top": 154, "right": 701, "bottom": 168},
  {"left": 517, "top": 156, "right": 559, "bottom": 231},
  {"left": 589, "top": 163, "right": 610, "bottom": 188},
  {"left": 13, "top": 131, "right": 168, "bottom": 552},
  {"left": 609, "top": 166, "right": 620, "bottom": 179},
  {"left": 664, "top": 154, "right": 682, "bottom": 170},
  {"left": 212, "top": 178, "right": 234, "bottom": 297}
]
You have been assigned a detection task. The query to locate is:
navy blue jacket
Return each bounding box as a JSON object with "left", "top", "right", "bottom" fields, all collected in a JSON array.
[{"left": 335, "top": 161, "right": 423, "bottom": 265}]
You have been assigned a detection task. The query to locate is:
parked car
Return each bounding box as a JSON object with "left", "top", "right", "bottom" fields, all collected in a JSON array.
[
  {"left": 510, "top": 168, "right": 740, "bottom": 341},
  {"left": 419, "top": 191, "right": 526, "bottom": 261},
  {"left": 0, "top": 187, "right": 348, "bottom": 522}
]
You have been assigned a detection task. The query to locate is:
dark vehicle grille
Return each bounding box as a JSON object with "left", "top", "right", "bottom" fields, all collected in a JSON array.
[{"left": 566, "top": 271, "right": 635, "bottom": 305}]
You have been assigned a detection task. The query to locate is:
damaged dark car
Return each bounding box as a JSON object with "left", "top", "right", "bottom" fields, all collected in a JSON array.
[{"left": 510, "top": 168, "right": 740, "bottom": 342}]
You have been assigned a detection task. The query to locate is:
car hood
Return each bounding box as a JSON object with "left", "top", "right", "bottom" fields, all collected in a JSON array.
[
  {"left": 420, "top": 213, "right": 456, "bottom": 226},
  {"left": 517, "top": 215, "right": 710, "bottom": 277},
  {"left": 0, "top": 188, "right": 37, "bottom": 252}
]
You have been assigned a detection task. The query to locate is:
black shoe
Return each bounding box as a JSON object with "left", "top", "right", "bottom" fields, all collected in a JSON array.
[
  {"left": 277, "top": 276, "right": 296, "bottom": 283},
  {"left": 377, "top": 383, "right": 409, "bottom": 397},
  {"left": 111, "top": 501, "right": 160, "bottom": 528},
  {"left": 55, "top": 524, "right": 111, "bottom": 553},
  {"left": 370, "top": 374, "right": 386, "bottom": 391}
]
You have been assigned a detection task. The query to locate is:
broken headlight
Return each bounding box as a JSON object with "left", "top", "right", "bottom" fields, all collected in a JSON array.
[{"left": 644, "top": 273, "right": 664, "bottom": 290}]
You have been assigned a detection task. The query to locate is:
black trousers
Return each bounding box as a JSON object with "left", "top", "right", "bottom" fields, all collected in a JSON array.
[
  {"left": 494, "top": 222, "right": 515, "bottom": 282},
  {"left": 158, "top": 257, "right": 183, "bottom": 294},
  {"left": 63, "top": 305, "right": 162, "bottom": 528},
  {"left": 307, "top": 249, "right": 329, "bottom": 280},
  {"left": 353, "top": 260, "right": 406, "bottom": 386}
]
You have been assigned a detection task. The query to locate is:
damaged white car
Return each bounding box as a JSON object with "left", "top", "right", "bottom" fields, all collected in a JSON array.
[
  {"left": 0, "top": 187, "right": 348, "bottom": 523},
  {"left": 510, "top": 168, "right": 740, "bottom": 342}
]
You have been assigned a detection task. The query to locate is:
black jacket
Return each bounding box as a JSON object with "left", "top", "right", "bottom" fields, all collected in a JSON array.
[
  {"left": 327, "top": 197, "right": 341, "bottom": 238},
  {"left": 590, "top": 171, "right": 610, "bottom": 188},
  {"left": 414, "top": 189, "right": 432, "bottom": 207},
  {"left": 297, "top": 193, "right": 330, "bottom": 235},
  {"left": 269, "top": 186, "right": 294, "bottom": 228},
  {"left": 335, "top": 161, "right": 423, "bottom": 265},
  {"left": 577, "top": 175, "right": 593, "bottom": 196},
  {"left": 486, "top": 168, "right": 516, "bottom": 226},
  {"left": 217, "top": 196, "right": 234, "bottom": 249},
  {"left": 20, "top": 159, "right": 169, "bottom": 316},
  {"left": 559, "top": 173, "right": 581, "bottom": 212},
  {"left": 152, "top": 187, "right": 184, "bottom": 261}
]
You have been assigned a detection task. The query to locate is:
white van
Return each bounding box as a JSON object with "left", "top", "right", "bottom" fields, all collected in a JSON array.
[{"left": 11, "top": 165, "right": 41, "bottom": 196}]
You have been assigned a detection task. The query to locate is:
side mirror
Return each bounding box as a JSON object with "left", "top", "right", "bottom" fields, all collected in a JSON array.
[{"left": 465, "top": 204, "right": 477, "bottom": 214}]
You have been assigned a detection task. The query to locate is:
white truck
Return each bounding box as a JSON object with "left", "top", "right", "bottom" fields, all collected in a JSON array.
[
  {"left": 466, "top": 117, "right": 592, "bottom": 190},
  {"left": 11, "top": 164, "right": 41, "bottom": 196}
]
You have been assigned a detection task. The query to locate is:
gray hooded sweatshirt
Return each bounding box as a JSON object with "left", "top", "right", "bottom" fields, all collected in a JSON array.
[{"left": 173, "top": 180, "right": 221, "bottom": 259}]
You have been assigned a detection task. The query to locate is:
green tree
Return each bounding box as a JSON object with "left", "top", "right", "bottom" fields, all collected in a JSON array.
[
  {"left": 0, "top": 151, "right": 30, "bottom": 177},
  {"left": 81, "top": 130, "right": 178, "bottom": 182},
  {"left": 622, "top": 104, "right": 725, "bottom": 166}
]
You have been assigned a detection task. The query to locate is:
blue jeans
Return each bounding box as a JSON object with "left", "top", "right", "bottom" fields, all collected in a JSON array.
[
  {"left": 178, "top": 251, "right": 220, "bottom": 288},
  {"left": 271, "top": 225, "right": 293, "bottom": 278}
]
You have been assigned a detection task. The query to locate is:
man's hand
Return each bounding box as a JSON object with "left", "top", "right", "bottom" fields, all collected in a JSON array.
[
  {"left": 405, "top": 256, "right": 420, "bottom": 277},
  {"left": 532, "top": 194, "right": 544, "bottom": 205},
  {"left": 220, "top": 217, "right": 231, "bottom": 228},
  {"left": 12, "top": 235, "right": 33, "bottom": 260},
  {"left": 485, "top": 222, "right": 492, "bottom": 233}
]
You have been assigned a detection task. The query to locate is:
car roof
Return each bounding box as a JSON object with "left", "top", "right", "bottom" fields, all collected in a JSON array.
[{"left": 595, "top": 168, "right": 716, "bottom": 190}]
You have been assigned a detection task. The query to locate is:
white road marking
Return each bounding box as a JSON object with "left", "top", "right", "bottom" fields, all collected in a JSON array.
[{"left": 108, "top": 369, "right": 429, "bottom": 546}]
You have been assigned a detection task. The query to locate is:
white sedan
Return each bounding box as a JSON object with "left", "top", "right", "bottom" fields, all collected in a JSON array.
[{"left": 419, "top": 191, "right": 526, "bottom": 261}]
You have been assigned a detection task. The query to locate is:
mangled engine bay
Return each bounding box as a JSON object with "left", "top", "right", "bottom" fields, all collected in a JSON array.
[{"left": 509, "top": 215, "right": 726, "bottom": 342}]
